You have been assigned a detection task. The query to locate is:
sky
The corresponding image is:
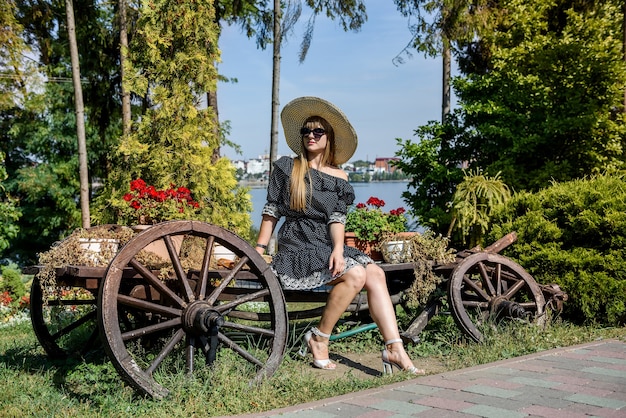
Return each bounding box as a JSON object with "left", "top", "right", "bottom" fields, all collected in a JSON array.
[{"left": 216, "top": 1, "right": 449, "bottom": 162}]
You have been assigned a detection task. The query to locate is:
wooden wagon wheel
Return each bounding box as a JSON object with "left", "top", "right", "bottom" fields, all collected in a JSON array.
[
  {"left": 98, "top": 220, "right": 288, "bottom": 399},
  {"left": 30, "top": 276, "right": 100, "bottom": 358},
  {"left": 448, "top": 252, "right": 545, "bottom": 343}
]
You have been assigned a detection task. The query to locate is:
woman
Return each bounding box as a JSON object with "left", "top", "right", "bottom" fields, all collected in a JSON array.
[{"left": 255, "top": 96, "right": 423, "bottom": 374}]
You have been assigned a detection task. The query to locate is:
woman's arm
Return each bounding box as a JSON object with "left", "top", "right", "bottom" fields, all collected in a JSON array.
[
  {"left": 256, "top": 214, "right": 277, "bottom": 255},
  {"left": 328, "top": 221, "right": 346, "bottom": 278}
]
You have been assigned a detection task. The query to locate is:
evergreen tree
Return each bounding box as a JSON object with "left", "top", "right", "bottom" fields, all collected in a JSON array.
[{"left": 93, "top": 0, "right": 252, "bottom": 237}]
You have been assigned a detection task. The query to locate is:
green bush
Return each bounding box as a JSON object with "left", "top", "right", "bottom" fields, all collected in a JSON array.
[
  {"left": 488, "top": 173, "right": 626, "bottom": 326},
  {"left": 0, "top": 263, "right": 26, "bottom": 307}
]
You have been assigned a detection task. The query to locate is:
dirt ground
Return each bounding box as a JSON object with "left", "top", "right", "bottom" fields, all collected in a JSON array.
[{"left": 303, "top": 350, "right": 448, "bottom": 381}]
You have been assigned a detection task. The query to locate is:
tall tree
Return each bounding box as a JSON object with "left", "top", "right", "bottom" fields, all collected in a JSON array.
[
  {"left": 94, "top": 0, "right": 252, "bottom": 237},
  {"left": 0, "top": 1, "right": 26, "bottom": 252},
  {"left": 395, "top": 0, "right": 626, "bottom": 241},
  {"left": 268, "top": 0, "right": 367, "bottom": 173},
  {"left": 3, "top": 0, "right": 124, "bottom": 263},
  {"left": 64, "top": 0, "right": 90, "bottom": 228},
  {"left": 393, "top": 0, "right": 494, "bottom": 122}
]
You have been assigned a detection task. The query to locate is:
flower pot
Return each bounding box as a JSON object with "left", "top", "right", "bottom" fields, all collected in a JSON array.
[
  {"left": 344, "top": 232, "right": 383, "bottom": 261},
  {"left": 214, "top": 244, "right": 236, "bottom": 261},
  {"left": 78, "top": 238, "right": 119, "bottom": 264},
  {"left": 131, "top": 225, "right": 184, "bottom": 261},
  {"left": 381, "top": 232, "right": 418, "bottom": 264},
  {"left": 382, "top": 240, "right": 411, "bottom": 264}
]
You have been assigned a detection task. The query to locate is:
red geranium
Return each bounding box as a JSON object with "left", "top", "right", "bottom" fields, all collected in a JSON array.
[
  {"left": 119, "top": 178, "right": 201, "bottom": 225},
  {"left": 345, "top": 196, "right": 408, "bottom": 241}
]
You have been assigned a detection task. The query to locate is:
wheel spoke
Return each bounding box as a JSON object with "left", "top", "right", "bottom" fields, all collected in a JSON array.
[
  {"left": 216, "top": 288, "right": 271, "bottom": 313},
  {"left": 51, "top": 309, "right": 96, "bottom": 340},
  {"left": 206, "top": 255, "right": 250, "bottom": 305},
  {"left": 477, "top": 261, "right": 496, "bottom": 296},
  {"left": 462, "top": 275, "right": 490, "bottom": 301},
  {"left": 495, "top": 263, "right": 502, "bottom": 295},
  {"left": 164, "top": 235, "right": 195, "bottom": 302},
  {"left": 461, "top": 300, "right": 489, "bottom": 308},
  {"left": 501, "top": 278, "right": 525, "bottom": 299},
  {"left": 218, "top": 332, "right": 264, "bottom": 368},
  {"left": 117, "top": 293, "right": 182, "bottom": 317},
  {"left": 129, "top": 258, "right": 186, "bottom": 307},
  {"left": 186, "top": 336, "right": 195, "bottom": 374},
  {"left": 145, "top": 328, "right": 186, "bottom": 375},
  {"left": 121, "top": 317, "right": 182, "bottom": 341},
  {"left": 196, "top": 236, "right": 215, "bottom": 300},
  {"left": 222, "top": 320, "right": 275, "bottom": 337}
]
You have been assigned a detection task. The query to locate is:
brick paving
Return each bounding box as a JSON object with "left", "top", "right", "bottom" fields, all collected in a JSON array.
[{"left": 233, "top": 339, "right": 626, "bottom": 418}]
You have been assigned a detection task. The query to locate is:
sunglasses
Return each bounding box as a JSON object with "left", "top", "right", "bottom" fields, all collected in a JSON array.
[{"left": 300, "top": 127, "right": 326, "bottom": 138}]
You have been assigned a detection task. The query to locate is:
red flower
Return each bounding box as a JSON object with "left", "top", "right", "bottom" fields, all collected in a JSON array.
[
  {"left": 366, "top": 196, "right": 385, "bottom": 208},
  {"left": 121, "top": 178, "right": 201, "bottom": 225},
  {"left": 390, "top": 207, "right": 406, "bottom": 216}
]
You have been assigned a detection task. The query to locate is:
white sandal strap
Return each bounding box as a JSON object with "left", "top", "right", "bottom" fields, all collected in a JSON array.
[
  {"left": 311, "top": 327, "right": 331, "bottom": 339},
  {"left": 384, "top": 338, "right": 403, "bottom": 346}
]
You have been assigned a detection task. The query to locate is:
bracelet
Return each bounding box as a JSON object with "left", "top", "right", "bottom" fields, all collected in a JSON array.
[{"left": 256, "top": 243, "right": 268, "bottom": 250}]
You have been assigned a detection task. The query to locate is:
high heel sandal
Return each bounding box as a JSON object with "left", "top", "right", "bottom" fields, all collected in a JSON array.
[
  {"left": 381, "top": 339, "right": 425, "bottom": 375},
  {"left": 298, "top": 327, "right": 336, "bottom": 370}
]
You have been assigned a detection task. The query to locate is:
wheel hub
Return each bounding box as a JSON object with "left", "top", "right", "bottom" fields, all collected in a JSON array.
[
  {"left": 490, "top": 295, "right": 527, "bottom": 319},
  {"left": 183, "top": 300, "right": 224, "bottom": 335}
]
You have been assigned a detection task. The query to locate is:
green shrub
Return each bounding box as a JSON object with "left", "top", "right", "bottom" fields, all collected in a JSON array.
[
  {"left": 488, "top": 173, "right": 626, "bottom": 326},
  {"left": 0, "top": 263, "right": 26, "bottom": 307}
]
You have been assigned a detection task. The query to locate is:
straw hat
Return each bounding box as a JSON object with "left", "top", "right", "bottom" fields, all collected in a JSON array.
[{"left": 281, "top": 96, "right": 358, "bottom": 165}]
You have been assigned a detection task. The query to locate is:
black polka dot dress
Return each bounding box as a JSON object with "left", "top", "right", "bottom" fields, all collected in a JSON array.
[{"left": 262, "top": 156, "right": 373, "bottom": 290}]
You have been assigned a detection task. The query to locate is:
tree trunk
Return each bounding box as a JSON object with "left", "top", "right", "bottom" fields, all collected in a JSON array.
[
  {"left": 65, "top": 0, "right": 90, "bottom": 228},
  {"left": 269, "top": 0, "right": 281, "bottom": 176},
  {"left": 442, "top": 37, "right": 451, "bottom": 122},
  {"left": 207, "top": 90, "right": 220, "bottom": 163},
  {"left": 120, "top": 0, "right": 131, "bottom": 135}
]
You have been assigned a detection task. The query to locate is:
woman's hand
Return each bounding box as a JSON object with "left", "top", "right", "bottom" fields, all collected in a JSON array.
[{"left": 329, "top": 247, "right": 345, "bottom": 278}]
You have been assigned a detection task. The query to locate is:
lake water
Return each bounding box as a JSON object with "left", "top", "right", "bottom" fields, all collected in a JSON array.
[{"left": 247, "top": 181, "right": 415, "bottom": 229}]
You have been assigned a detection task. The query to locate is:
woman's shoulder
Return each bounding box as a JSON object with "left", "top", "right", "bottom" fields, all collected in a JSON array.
[
  {"left": 322, "top": 166, "right": 348, "bottom": 182},
  {"left": 274, "top": 156, "right": 294, "bottom": 171}
]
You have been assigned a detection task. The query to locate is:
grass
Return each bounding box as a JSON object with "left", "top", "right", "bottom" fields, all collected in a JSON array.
[{"left": 0, "top": 309, "right": 624, "bottom": 417}]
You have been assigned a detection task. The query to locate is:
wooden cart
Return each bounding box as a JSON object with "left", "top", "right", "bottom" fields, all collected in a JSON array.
[{"left": 25, "top": 220, "right": 566, "bottom": 399}]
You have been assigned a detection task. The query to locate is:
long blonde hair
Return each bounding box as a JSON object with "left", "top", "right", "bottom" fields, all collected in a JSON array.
[{"left": 289, "top": 116, "right": 336, "bottom": 211}]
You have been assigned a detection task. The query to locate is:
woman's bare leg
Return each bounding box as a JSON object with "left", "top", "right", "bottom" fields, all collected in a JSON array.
[
  {"left": 308, "top": 267, "right": 366, "bottom": 364},
  {"left": 363, "top": 264, "right": 421, "bottom": 371}
]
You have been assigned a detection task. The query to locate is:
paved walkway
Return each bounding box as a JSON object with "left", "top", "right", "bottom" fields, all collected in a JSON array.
[{"left": 235, "top": 339, "right": 626, "bottom": 418}]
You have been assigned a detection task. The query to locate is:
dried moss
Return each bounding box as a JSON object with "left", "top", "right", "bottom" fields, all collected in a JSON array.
[{"left": 379, "top": 230, "right": 456, "bottom": 307}]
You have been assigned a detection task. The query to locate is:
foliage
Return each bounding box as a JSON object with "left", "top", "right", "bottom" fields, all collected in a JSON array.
[
  {"left": 394, "top": 0, "right": 626, "bottom": 238},
  {"left": 393, "top": 131, "right": 464, "bottom": 238},
  {"left": 116, "top": 178, "right": 201, "bottom": 226},
  {"left": 92, "top": 0, "right": 252, "bottom": 239},
  {"left": 450, "top": 169, "right": 510, "bottom": 247},
  {"left": 0, "top": 263, "right": 26, "bottom": 307},
  {"left": 392, "top": 0, "right": 497, "bottom": 61},
  {"left": 345, "top": 196, "right": 408, "bottom": 241},
  {"left": 0, "top": 152, "right": 21, "bottom": 253},
  {"left": 453, "top": 0, "right": 626, "bottom": 191},
  {"left": 488, "top": 173, "right": 626, "bottom": 326},
  {"left": 1, "top": 0, "right": 124, "bottom": 264}
]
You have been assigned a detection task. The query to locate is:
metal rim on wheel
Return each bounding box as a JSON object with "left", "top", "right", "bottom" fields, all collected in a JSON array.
[
  {"left": 98, "top": 220, "right": 288, "bottom": 398},
  {"left": 448, "top": 252, "right": 545, "bottom": 342}
]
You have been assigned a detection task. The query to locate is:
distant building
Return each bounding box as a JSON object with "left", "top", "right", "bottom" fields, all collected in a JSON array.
[
  {"left": 247, "top": 157, "right": 269, "bottom": 175},
  {"left": 374, "top": 157, "right": 400, "bottom": 173}
]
